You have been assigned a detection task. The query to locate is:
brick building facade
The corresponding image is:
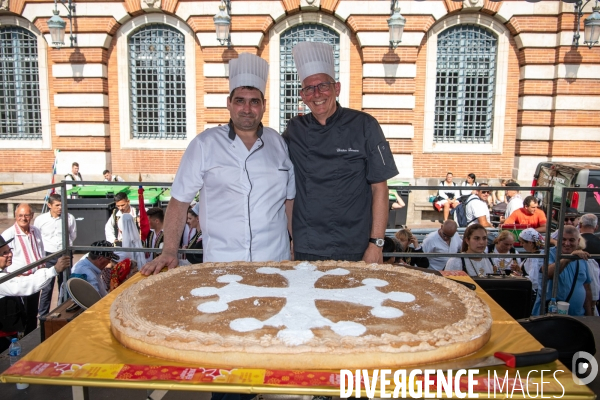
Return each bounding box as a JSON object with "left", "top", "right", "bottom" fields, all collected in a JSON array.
[{"left": 0, "top": 0, "right": 598, "bottom": 187}]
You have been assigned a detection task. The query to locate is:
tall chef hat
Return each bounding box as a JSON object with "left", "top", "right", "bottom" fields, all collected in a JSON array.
[
  {"left": 292, "top": 41, "right": 335, "bottom": 83},
  {"left": 228, "top": 53, "right": 269, "bottom": 95}
]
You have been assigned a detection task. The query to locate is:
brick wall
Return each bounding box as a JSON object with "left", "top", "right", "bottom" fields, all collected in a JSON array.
[{"left": 0, "top": 0, "right": 598, "bottom": 182}]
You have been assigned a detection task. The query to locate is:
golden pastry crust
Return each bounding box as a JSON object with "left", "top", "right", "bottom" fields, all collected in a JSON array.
[{"left": 110, "top": 261, "right": 492, "bottom": 369}]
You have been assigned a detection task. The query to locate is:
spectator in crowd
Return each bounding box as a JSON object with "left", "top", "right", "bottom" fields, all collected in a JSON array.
[
  {"left": 460, "top": 173, "right": 479, "bottom": 196},
  {"left": 105, "top": 192, "right": 137, "bottom": 247},
  {"left": 490, "top": 179, "right": 508, "bottom": 206},
  {"left": 181, "top": 205, "right": 198, "bottom": 254},
  {"left": 184, "top": 207, "right": 203, "bottom": 265},
  {"left": 550, "top": 208, "right": 580, "bottom": 246},
  {"left": 503, "top": 196, "right": 547, "bottom": 233},
  {"left": 532, "top": 225, "right": 593, "bottom": 316},
  {"left": 488, "top": 231, "right": 521, "bottom": 273},
  {"left": 421, "top": 220, "right": 462, "bottom": 271},
  {"left": 579, "top": 213, "right": 600, "bottom": 256},
  {"left": 282, "top": 41, "right": 398, "bottom": 264},
  {"left": 0, "top": 235, "right": 70, "bottom": 351},
  {"left": 382, "top": 236, "right": 398, "bottom": 264},
  {"left": 1, "top": 204, "right": 45, "bottom": 335},
  {"left": 33, "top": 194, "right": 77, "bottom": 316},
  {"left": 502, "top": 182, "right": 523, "bottom": 220},
  {"left": 103, "top": 170, "right": 125, "bottom": 182},
  {"left": 435, "top": 172, "right": 461, "bottom": 222},
  {"left": 393, "top": 229, "right": 428, "bottom": 268},
  {"left": 445, "top": 223, "right": 494, "bottom": 276},
  {"left": 517, "top": 228, "right": 545, "bottom": 307},
  {"left": 71, "top": 240, "right": 119, "bottom": 298},
  {"left": 64, "top": 162, "right": 83, "bottom": 192},
  {"left": 465, "top": 184, "right": 493, "bottom": 227},
  {"left": 144, "top": 207, "right": 164, "bottom": 262},
  {"left": 142, "top": 52, "right": 294, "bottom": 280}
]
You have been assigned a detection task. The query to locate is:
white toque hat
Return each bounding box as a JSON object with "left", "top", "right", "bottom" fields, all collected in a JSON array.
[
  {"left": 228, "top": 53, "right": 269, "bottom": 95},
  {"left": 292, "top": 41, "right": 335, "bottom": 83}
]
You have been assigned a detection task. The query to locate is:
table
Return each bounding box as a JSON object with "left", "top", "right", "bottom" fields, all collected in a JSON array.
[{"left": 1, "top": 273, "right": 595, "bottom": 399}]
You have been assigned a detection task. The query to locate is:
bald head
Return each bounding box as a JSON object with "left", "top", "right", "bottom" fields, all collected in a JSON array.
[{"left": 439, "top": 220, "right": 458, "bottom": 241}]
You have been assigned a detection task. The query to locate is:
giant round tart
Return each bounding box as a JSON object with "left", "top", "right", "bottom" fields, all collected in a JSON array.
[{"left": 110, "top": 261, "right": 492, "bottom": 369}]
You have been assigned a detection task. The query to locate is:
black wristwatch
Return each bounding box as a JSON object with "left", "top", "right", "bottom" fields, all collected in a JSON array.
[{"left": 369, "top": 238, "right": 385, "bottom": 247}]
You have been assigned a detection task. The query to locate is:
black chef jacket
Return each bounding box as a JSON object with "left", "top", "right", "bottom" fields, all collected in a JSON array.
[{"left": 282, "top": 103, "right": 399, "bottom": 257}]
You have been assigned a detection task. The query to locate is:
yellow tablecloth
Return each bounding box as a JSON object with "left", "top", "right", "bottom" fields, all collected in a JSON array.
[{"left": 1, "top": 273, "right": 595, "bottom": 399}]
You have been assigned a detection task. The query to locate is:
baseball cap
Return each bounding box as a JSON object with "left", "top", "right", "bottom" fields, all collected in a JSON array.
[
  {"left": 565, "top": 207, "right": 580, "bottom": 217},
  {"left": 90, "top": 240, "right": 120, "bottom": 261}
]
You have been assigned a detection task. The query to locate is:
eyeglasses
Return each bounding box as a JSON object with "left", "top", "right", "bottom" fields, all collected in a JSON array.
[
  {"left": 300, "top": 82, "right": 336, "bottom": 96},
  {"left": 439, "top": 229, "right": 452, "bottom": 240},
  {"left": 564, "top": 217, "right": 577, "bottom": 222},
  {"left": 16, "top": 214, "right": 33, "bottom": 219},
  {"left": 480, "top": 191, "right": 490, "bottom": 194}
]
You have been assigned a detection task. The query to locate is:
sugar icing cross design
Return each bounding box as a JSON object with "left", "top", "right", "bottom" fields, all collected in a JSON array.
[{"left": 190, "top": 262, "right": 415, "bottom": 346}]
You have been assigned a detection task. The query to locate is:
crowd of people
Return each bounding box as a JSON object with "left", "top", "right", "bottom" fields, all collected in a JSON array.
[{"left": 1, "top": 42, "right": 599, "bottom": 375}]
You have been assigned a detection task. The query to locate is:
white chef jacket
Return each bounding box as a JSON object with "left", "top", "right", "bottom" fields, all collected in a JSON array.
[
  {"left": 1, "top": 224, "right": 44, "bottom": 274},
  {"left": 0, "top": 267, "right": 58, "bottom": 298},
  {"left": 105, "top": 207, "right": 137, "bottom": 243},
  {"left": 33, "top": 212, "right": 77, "bottom": 253},
  {"left": 171, "top": 123, "right": 295, "bottom": 262}
]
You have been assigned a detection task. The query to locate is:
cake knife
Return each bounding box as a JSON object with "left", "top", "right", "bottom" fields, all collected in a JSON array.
[{"left": 413, "top": 347, "right": 559, "bottom": 371}]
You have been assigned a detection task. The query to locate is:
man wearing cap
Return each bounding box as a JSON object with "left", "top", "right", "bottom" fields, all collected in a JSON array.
[
  {"left": 550, "top": 208, "right": 581, "bottom": 246},
  {"left": 142, "top": 53, "right": 295, "bottom": 275},
  {"left": 71, "top": 240, "right": 119, "bottom": 298},
  {"left": 283, "top": 41, "right": 398, "bottom": 263}
]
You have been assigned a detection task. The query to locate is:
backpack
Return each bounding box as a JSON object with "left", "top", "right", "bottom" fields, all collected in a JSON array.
[{"left": 452, "top": 196, "right": 480, "bottom": 227}]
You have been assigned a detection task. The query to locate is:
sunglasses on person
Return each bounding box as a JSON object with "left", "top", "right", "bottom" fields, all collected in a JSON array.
[
  {"left": 480, "top": 190, "right": 491, "bottom": 194},
  {"left": 564, "top": 217, "right": 577, "bottom": 222}
]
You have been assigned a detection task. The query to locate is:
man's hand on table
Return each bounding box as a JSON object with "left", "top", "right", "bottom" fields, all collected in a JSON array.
[
  {"left": 140, "top": 251, "right": 179, "bottom": 276},
  {"left": 362, "top": 243, "right": 383, "bottom": 264}
]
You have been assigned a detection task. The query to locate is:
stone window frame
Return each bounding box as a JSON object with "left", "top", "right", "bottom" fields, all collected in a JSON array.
[
  {"left": 0, "top": 15, "right": 51, "bottom": 149},
  {"left": 116, "top": 14, "right": 197, "bottom": 150},
  {"left": 423, "top": 13, "right": 510, "bottom": 154}
]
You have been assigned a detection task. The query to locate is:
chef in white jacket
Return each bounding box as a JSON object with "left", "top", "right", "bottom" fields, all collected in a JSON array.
[{"left": 0, "top": 235, "right": 70, "bottom": 299}]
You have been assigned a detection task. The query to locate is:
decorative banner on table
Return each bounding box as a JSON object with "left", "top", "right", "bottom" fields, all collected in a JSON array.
[{"left": 2, "top": 360, "right": 569, "bottom": 396}]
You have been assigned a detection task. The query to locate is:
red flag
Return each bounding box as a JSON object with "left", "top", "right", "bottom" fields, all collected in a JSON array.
[{"left": 138, "top": 173, "right": 150, "bottom": 241}]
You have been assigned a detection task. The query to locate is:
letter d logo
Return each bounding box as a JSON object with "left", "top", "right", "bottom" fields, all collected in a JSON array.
[{"left": 572, "top": 351, "right": 598, "bottom": 385}]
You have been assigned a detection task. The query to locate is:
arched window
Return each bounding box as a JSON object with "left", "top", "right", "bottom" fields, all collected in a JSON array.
[
  {"left": 279, "top": 24, "right": 340, "bottom": 133},
  {"left": 129, "top": 24, "right": 186, "bottom": 140},
  {"left": 434, "top": 25, "right": 497, "bottom": 144},
  {"left": 0, "top": 26, "right": 41, "bottom": 140}
]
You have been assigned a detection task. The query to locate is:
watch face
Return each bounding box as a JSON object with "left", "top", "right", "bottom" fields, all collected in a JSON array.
[{"left": 376, "top": 238, "right": 385, "bottom": 247}]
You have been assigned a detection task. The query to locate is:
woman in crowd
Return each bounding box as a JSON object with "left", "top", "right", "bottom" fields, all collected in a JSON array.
[
  {"left": 516, "top": 228, "right": 544, "bottom": 306},
  {"left": 460, "top": 173, "right": 479, "bottom": 196},
  {"left": 444, "top": 223, "right": 494, "bottom": 276},
  {"left": 394, "top": 229, "right": 428, "bottom": 268},
  {"left": 488, "top": 230, "right": 521, "bottom": 273},
  {"left": 184, "top": 207, "right": 203, "bottom": 264},
  {"left": 491, "top": 179, "right": 508, "bottom": 206}
]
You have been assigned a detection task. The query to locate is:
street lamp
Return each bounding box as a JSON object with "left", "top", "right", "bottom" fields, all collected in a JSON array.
[
  {"left": 214, "top": 0, "right": 231, "bottom": 46},
  {"left": 387, "top": 0, "right": 406, "bottom": 49},
  {"left": 584, "top": 3, "right": 600, "bottom": 48},
  {"left": 47, "top": 0, "right": 76, "bottom": 48}
]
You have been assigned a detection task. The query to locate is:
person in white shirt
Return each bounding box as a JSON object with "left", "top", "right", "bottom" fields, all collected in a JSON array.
[
  {"left": 421, "top": 220, "right": 462, "bottom": 271},
  {"left": 105, "top": 192, "right": 137, "bottom": 246},
  {"left": 103, "top": 169, "right": 125, "bottom": 182},
  {"left": 502, "top": 181, "right": 523, "bottom": 221},
  {"left": 0, "top": 235, "right": 70, "bottom": 351},
  {"left": 33, "top": 194, "right": 77, "bottom": 316},
  {"left": 1, "top": 203, "right": 46, "bottom": 334},
  {"left": 435, "top": 172, "right": 461, "bottom": 221},
  {"left": 64, "top": 162, "right": 83, "bottom": 192},
  {"left": 465, "top": 184, "right": 493, "bottom": 227},
  {"left": 460, "top": 173, "right": 479, "bottom": 196},
  {"left": 445, "top": 223, "right": 494, "bottom": 276},
  {"left": 142, "top": 53, "right": 295, "bottom": 275}
]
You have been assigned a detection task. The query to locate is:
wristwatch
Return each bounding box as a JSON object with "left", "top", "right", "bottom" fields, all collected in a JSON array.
[{"left": 369, "top": 238, "right": 385, "bottom": 247}]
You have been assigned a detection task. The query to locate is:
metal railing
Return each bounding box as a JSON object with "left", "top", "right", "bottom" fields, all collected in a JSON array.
[{"left": 1, "top": 182, "right": 597, "bottom": 316}]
